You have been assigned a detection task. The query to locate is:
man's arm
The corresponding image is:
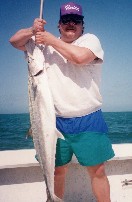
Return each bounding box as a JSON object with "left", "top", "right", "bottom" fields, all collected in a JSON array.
[
  {"left": 9, "top": 19, "right": 46, "bottom": 51},
  {"left": 9, "top": 28, "right": 34, "bottom": 51},
  {"left": 52, "top": 38, "right": 96, "bottom": 65},
  {"left": 35, "top": 31, "right": 96, "bottom": 65}
]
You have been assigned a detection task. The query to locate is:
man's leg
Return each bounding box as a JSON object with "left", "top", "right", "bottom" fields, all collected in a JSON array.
[
  {"left": 87, "top": 163, "right": 111, "bottom": 202},
  {"left": 54, "top": 165, "right": 69, "bottom": 199}
]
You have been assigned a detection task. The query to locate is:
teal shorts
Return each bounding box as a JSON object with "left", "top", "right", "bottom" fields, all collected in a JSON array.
[
  {"left": 36, "top": 111, "right": 115, "bottom": 167},
  {"left": 55, "top": 131, "right": 115, "bottom": 167}
]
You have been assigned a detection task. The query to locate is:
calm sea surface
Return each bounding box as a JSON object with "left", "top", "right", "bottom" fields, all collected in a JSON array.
[{"left": 0, "top": 112, "right": 132, "bottom": 151}]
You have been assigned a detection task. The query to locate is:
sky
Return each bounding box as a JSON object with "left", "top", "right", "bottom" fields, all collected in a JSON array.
[{"left": 0, "top": 0, "right": 132, "bottom": 114}]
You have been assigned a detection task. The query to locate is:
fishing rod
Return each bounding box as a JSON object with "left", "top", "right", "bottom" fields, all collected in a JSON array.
[{"left": 40, "top": 0, "right": 44, "bottom": 19}]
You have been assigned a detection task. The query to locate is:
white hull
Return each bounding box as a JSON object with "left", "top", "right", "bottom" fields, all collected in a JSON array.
[{"left": 0, "top": 144, "right": 132, "bottom": 202}]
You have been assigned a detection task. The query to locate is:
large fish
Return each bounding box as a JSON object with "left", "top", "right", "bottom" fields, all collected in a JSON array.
[{"left": 25, "top": 43, "right": 64, "bottom": 202}]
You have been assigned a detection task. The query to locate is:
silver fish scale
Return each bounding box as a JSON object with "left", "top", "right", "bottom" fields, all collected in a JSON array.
[
  {"left": 28, "top": 74, "right": 54, "bottom": 200},
  {"left": 26, "top": 45, "right": 63, "bottom": 201}
]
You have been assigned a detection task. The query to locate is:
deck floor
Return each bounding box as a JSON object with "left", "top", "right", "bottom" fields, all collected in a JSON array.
[{"left": 0, "top": 145, "right": 132, "bottom": 202}]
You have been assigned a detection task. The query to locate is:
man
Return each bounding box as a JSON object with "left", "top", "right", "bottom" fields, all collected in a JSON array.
[{"left": 10, "top": 2, "right": 115, "bottom": 202}]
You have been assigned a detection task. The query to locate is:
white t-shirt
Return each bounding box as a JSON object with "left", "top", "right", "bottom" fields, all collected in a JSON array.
[{"left": 26, "top": 33, "right": 104, "bottom": 118}]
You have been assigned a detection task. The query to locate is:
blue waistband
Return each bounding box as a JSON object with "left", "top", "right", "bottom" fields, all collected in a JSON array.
[{"left": 56, "top": 110, "right": 108, "bottom": 135}]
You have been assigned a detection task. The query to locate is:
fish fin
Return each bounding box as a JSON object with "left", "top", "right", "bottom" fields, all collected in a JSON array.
[
  {"left": 26, "top": 127, "right": 33, "bottom": 139},
  {"left": 56, "top": 129, "right": 65, "bottom": 140},
  {"left": 46, "top": 195, "right": 63, "bottom": 202},
  {"left": 54, "top": 195, "right": 64, "bottom": 202}
]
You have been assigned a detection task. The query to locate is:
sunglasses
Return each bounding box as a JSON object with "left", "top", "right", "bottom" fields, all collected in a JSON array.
[{"left": 61, "top": 18, "right": 83, "bottom": 25}]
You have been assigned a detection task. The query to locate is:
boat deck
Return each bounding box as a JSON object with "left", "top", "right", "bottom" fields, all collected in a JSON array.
[{"left": 0, "top": 144, "right": 132, "bottom": 202}]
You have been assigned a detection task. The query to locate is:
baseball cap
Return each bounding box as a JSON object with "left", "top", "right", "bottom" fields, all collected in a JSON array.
[{"left": 60, "top": 2, "right": 84, "bottom": 19}]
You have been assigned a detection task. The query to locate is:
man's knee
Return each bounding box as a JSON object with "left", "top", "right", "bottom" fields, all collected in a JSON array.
[
  {"left": 95, "top": 164, "right": 106, "bottom": 177},
  {"left": 87, "top": 163, "right": 106, "bottom": 179},
  {"left": 55, "top": 165, "right": 68, "bottom": 178}
]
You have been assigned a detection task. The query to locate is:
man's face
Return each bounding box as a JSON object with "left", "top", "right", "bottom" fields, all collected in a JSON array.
[{"left": 59, "top": 15, "right": 84, "bottom": 43}]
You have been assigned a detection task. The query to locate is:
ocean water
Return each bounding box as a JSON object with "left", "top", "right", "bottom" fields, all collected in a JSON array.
[{"left": 0, "top": 112, "right": 132, "bottom": 151}]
